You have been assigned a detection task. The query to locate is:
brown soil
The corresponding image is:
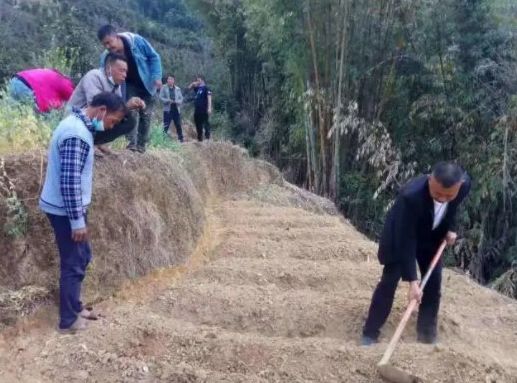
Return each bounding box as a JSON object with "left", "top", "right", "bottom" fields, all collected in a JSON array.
[{"left": 1, "top": 143, "right": 517, "bottom": 382}]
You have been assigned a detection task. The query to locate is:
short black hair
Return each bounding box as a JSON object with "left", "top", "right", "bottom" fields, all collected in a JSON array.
[
  {"left": 105, "top": 52, "right": 127, "bottom": 66},
  {"left": 98, "top": 24, "right": 117, "bottom": 41},
  {"left": 90, "top": 92, "right": 127, "bottom": 114},
  {"left": 167, "top": 74, "right": 176, "bottom": 79},
  {"left": 432, "top": 162, "right": 465, "bottom": 188},
  {"left": 196, "top": 74, "right": 205, "bottom": 81}
]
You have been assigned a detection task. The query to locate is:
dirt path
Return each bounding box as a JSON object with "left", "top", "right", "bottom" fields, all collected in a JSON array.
[{"left": 1, "top": 195, "right": 517, "bottom": 383}]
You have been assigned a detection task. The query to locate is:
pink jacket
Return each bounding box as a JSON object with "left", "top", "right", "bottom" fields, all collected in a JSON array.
[{"left": 17, "top": 69, "right": 74, "bottom": 113}]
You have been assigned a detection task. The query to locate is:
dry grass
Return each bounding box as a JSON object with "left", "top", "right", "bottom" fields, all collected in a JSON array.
[
  {"left": 236, "top": 182, "right": 339, "bottom": 216},
  {"left": 0, "top": 286, "right": 50, "bottom": 328},
  {"left": 492, "top": 266, "right": 517, "bottom": 299},
  {"left": 0, "top": 142, "right": 280, "bottom": 323}
]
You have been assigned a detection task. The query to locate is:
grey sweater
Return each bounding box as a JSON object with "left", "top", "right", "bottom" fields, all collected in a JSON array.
[{"left": 67, "top": 69, "right": 122, "bottom": 110}]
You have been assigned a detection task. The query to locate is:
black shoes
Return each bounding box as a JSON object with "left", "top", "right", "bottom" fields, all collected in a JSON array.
[
  {"left": 361, "top": 335, "right": 379, "bottom": 346},
  {"left": 361, "top": 333, "right": 436, "bottom": 345},
  {"left": 127, "top": 144, "right": 146, "bottom": 153},
  {"left": 417, "top": 332, "right": 437, "bottom": 344}
]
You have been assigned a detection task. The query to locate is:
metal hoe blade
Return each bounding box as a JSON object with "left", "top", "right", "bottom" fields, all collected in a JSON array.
[{"left": 378, "top": 364, "right": 422, "bottom": 383}]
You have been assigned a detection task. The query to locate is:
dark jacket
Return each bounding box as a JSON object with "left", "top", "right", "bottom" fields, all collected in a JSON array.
[{"left": 378, "top": 174, "right": 471, "bottom": 281}]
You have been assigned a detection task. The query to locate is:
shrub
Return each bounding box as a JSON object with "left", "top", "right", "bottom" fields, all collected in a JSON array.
[{"left": 0, "top": 87, "right": 56, "bottom": 156}]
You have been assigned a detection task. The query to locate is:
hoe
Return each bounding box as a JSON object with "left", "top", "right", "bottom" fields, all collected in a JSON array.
[{"left": 377, "top": 240, "right": 447, "bottom": 383}]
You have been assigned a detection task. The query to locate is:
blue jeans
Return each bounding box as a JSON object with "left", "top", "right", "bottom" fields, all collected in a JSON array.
[
  {"left": 8, "top": 77, "right": 35, "bottom": 105},
  {"left": 47, "top": 214, "right": 92, "bottom": 329}
]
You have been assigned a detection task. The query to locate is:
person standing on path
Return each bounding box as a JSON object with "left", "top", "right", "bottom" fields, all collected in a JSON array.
[
  {"left": 188, "top": 75, "right": 212, "bottom": 142},
  {"left": 39, "top": 92, "right": 127, "bottom": 333},
  {"left": 160, "top": 75, "right": 184, "bottom": 142},
  {"left": 361, "top": 162, "right": 471, "bottom": 345},
  {"left": 98, "top": 24, "right": 162, "bottom": 153}
]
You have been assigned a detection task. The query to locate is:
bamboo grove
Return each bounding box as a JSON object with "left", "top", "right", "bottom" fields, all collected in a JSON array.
[{"left": 190, "top": 0, "right": 517, "bottom": 293}]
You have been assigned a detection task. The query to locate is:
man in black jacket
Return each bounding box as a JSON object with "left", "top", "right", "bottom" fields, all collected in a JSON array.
[{"left": 362, "top": 162, "right": 471, "bottom": 345}]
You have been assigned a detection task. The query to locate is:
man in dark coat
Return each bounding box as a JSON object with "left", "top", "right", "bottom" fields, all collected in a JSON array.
[{"left": 362, "top": 162, "right": 471, "bottom": 345}]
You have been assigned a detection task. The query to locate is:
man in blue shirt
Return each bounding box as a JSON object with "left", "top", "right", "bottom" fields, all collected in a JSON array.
[
  {"left": 40, "top": 92, "right": 127, "bottom": 333},
  {"left": 98, "top": 25, "right": 162, "bottom": 153},
  {"left": 189, "top": 75, "right": 213, "bottom": 142}
]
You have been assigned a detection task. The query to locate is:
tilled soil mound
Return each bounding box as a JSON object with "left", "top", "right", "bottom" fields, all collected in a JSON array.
[{"left": 1, "top": 142, "right": 517, "bottom": 383}]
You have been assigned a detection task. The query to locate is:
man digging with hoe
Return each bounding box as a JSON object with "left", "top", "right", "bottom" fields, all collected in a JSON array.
[{"left": 361, "top": 162, "right": 471, "bottom": 382}]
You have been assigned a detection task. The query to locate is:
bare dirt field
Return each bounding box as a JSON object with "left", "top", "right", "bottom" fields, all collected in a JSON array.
[{"left": 1, "top": 144, "right": 517, "bottom": 383}]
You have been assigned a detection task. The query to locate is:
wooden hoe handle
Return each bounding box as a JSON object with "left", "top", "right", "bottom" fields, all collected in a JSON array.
[{"left": 378, "top": 240, "right": 447, "bottom": 366}]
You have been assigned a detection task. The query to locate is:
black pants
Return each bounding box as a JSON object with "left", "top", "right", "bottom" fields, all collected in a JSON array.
[
  {"left": 362, "top": 250, "right": 443, "bottom": 340},
  {"left": 194, "top": 111, "right": 210, "bottom": 141},
  {"left": 126, "top": 83, "right": 155, "bottom": 149},
  {"left": 163, "top": 106, "right": 183, "bottom": 142},
  {"left": 93, "top": 113, "right": 136, "bottom": 146}
]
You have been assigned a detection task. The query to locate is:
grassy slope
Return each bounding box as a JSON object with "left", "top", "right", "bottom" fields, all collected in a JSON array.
[{"left": 0, "top": 0, "right": 224, "bottom": 87}]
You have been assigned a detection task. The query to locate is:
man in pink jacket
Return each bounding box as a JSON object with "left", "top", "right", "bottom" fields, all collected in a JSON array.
[{"left": 9, "top": 68, "right": 74, "bottom": 113}]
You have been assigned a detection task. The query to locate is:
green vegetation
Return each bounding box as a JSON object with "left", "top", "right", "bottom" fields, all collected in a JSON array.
[
  {"left": 0, "top": 0, "right": 227, "bottom": 92},
  {"left": 0, "top": 157, "right": 28, "bottom": 238},
  {"left": 0, "top": 88, "right": 56, "bottom": 155},
  {"left": 0, "top": 0, "right": 225, "bottom": 238},
  {"left": 190, "top": 0, "right": 517, "bottom": 287},
  {"left": 1, "top": 0, "right": 516, "bottom": 292}
]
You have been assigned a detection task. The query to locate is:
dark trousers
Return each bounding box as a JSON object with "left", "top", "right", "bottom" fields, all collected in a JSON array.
[
  {"left": 47, "top": 214, "right": 92, "bottom": 329},
  {"left": 126, "top": 83, "right": 155, "bottom": 149},
  {"left": 93, "top": 113, "right": 136, "bottom": 146},
  {"left": 163, "top": 106, "right": 183, "bottom": 142},
  {"left": 363, "top": 250, "right": 443, "bottom": 340},
  {"left": 194, "top": 111, "right": 211, "bottom": 141}
]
